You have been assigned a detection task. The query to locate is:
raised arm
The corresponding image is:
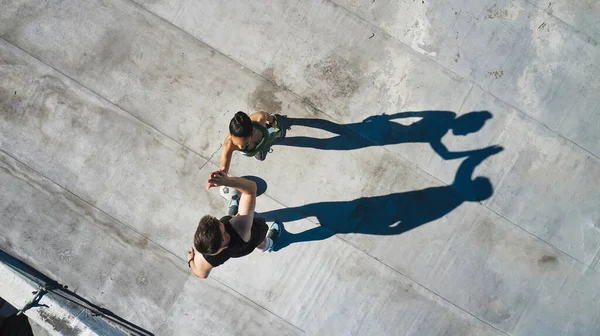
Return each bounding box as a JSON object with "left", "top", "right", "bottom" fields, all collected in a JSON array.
[
  {"left": 208, "top": 136, "right": 236, "bottom": 190},
  {"left": 381, "top": 110, "right": 456, "bottom": 121},
  {"left": 453, "top": 145, "right": 503, "bottom": 187},
  {"left": 430, "top": 139, "right": 486, "bottom": 160},
  {"left": 207, "top": 171, "right": 257, "bottom": 242}
]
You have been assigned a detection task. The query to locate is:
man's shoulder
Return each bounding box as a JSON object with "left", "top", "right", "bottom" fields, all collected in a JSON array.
[
  {"left": 228, "top": 214, "right": 255, "bottom": 241},
  {"left": 201, "top": 249, "right": 228, "bottom": 267},
  {"left": 228, "top": 214, "right": 251, "bottom": 230}
]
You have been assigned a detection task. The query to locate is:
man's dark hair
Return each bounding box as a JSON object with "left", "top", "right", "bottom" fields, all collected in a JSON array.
[
  {"left": 229, "top": 111, "right": 253, "bottom": 137},
  {"left": 194, "top": 216, "right": 222, "bottom": 254}
]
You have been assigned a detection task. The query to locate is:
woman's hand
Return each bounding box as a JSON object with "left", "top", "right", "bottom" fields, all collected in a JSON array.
[{"left": 207, "top": 167, "right": 229, "bottom": 189}]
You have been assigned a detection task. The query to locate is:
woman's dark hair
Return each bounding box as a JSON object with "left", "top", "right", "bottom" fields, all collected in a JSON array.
[{"left": 229, "top": 111, "right": 253, "bottom": 137}]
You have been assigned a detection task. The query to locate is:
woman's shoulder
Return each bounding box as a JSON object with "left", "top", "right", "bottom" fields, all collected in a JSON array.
[{"left": 223, "top": 134, "right": 237, "bottom": 150}]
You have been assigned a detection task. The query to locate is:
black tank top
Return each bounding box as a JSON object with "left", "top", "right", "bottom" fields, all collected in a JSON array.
[{"left": 202, "top": 216, "right": 251, "bottom": 267}]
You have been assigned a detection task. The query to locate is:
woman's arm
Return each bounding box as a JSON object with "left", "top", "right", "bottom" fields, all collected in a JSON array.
[{"left": 208, "top": 136, "right": 235, "bottom": 189}]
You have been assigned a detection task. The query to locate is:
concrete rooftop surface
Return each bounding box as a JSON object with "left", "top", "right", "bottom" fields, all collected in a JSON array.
[{"left": 1, "top": 0, "right": 599, "bottom": 335}]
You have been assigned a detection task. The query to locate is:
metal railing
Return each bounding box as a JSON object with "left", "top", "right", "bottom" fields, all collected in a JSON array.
[{"left": 0, "top": 249, "right": 153, "bottom": 336}]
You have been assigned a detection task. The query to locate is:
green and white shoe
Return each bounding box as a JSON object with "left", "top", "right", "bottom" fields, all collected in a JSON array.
[
  {"left": 271, "top": 114, "right": 286, "bottom": 139},
  {"left": 265, "top": 221, "right": 282, "bottom": 252},
  {"left": 220, "top": 186, "right": 240, "bottom": 216}
]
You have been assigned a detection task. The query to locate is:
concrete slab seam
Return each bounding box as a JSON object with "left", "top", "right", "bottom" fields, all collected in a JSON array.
[
  {"left": 0, "top": 148, "right": 177, "bottom": 270},
  {"left": 0, "top": 148, "right": 306, "bottom": 334},
  {"left": 3, "top": 2, "right": 599, "bottom": 333},
  {"left": 221, "top": 164, "right": 517, "bottom": 336},
  {"left": 0, "top": 37, "right": 213, "bottom": 164},
  {"left": 4, "top": 24, "right": 598, "bottom": 329},
  {"left": 522, "top": 0, "right": 599, "bottom": 44},
  {"left": 130, "top": 0, "right": 600, "bottom": 164},
  {"left": 222, "top": 113, "right": 600, "bottom": 278},
  {"left": 323, "top": 0, "right": 600, "bottom": 161},
  {"left": 328, "top": 232, "right": 511, "bottom": 336}
]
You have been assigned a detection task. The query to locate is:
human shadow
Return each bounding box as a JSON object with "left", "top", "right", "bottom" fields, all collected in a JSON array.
[
  {"left": 241, "top": 175, "right": 268, "bottom": 196},
  {"left": 275, "top": 111, "right": 492, "bottom": 160},
  {"left": 258, "top": 145, "right": 502, "bottom": 250}
]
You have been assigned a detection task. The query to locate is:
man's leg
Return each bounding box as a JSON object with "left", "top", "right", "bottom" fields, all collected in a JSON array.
[
  {"left": 220, "top": 186, "right": 240, "bottom": 216},
  {"left": 256, "top": 238, "right": 267, "bottom": 250},
  {"left": 255, "top": 222, "right": 281, "bottom": 253},
  {"left": 227, "top": 197, "right": 239, "bottom": 216}
]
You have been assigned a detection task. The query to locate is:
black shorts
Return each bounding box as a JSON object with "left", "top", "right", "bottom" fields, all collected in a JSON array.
[{"left": 235, "top": 217, "right": 269, "bottom": 257}]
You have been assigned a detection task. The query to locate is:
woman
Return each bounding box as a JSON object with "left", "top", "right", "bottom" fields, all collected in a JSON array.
[{"left": 208, "top": 111, "right": 282, "bottom": 191}]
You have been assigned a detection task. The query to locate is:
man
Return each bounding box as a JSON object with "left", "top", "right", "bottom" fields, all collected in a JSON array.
[{"left": 188, "top": 168, "right": 281, "bottom": 279}]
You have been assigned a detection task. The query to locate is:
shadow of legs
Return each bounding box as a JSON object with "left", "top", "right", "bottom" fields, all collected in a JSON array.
[{"left": 273, "top": 225, "right": 335, "bottom": 251}]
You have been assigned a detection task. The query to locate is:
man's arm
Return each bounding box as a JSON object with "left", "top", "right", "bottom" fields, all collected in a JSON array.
[
  {"left": 431, "top": 139, "right": 462, "bottom": 160},
  {"left": 188, "top": 247, "right": 213, "bottom": 279},
  {"left": 208, "top": 171, "right": 257, "bottom": 242},
  {"left": 453, "top": 145, "right": 503, "bottom": 186}
]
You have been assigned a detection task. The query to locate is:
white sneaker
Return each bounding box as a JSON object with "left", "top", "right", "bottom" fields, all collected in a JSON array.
[{"left": 265, "top": 222, "right": 282, "bottom": 253}]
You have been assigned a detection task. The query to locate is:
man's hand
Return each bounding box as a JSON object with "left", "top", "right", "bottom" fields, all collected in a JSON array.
[
  {"left": 187, "top": 247, "right": 212, "bottom": 279},
  {"left": 187, "top": 247, "right": 195, "bottom": 267},
  {"left": 207, "top": 167, "right": 228, "bottom": 190},
  {"left": 207, "top": 170, "right": 258, "bottom": 235}
]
